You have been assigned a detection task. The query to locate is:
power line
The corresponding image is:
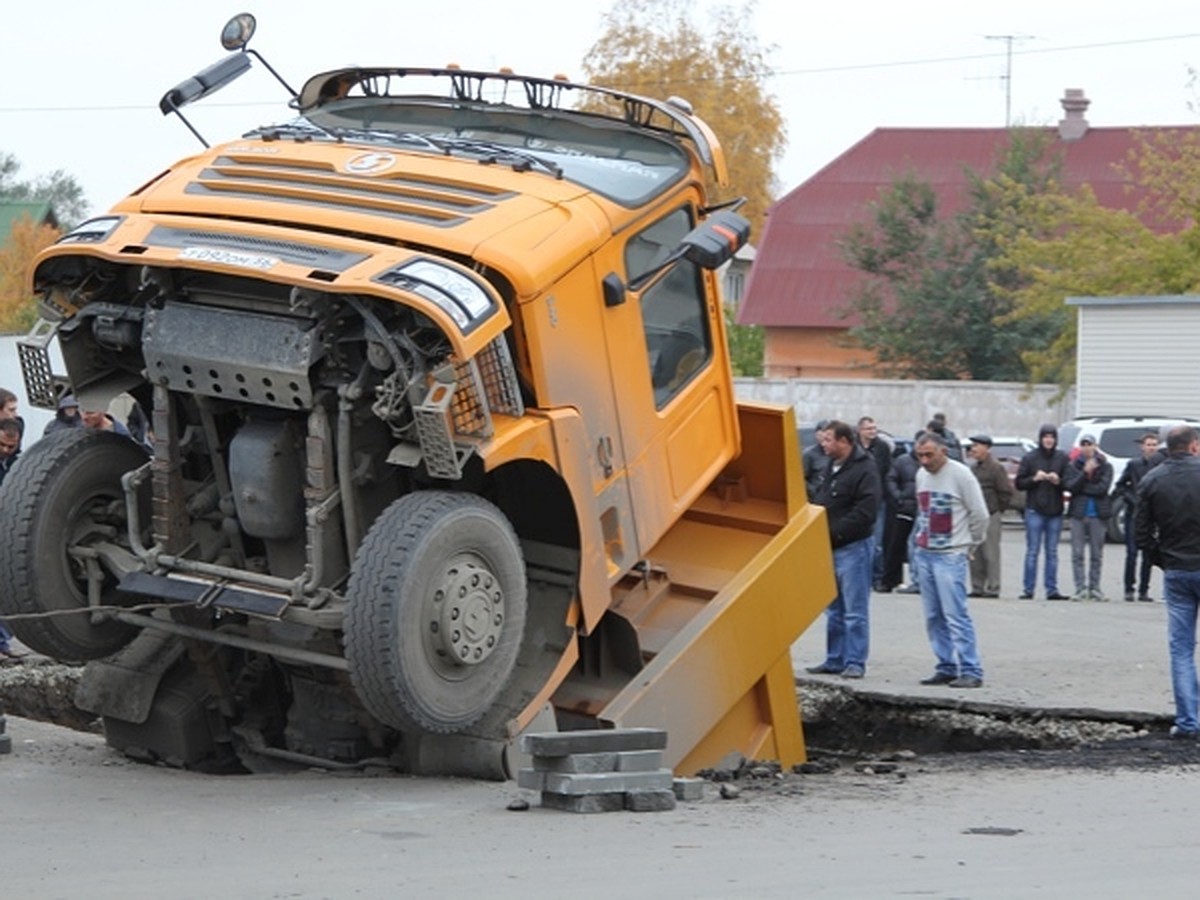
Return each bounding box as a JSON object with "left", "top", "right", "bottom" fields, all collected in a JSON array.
[
  {"left": 772, "top": 31, "right": 1200, "bottom": 79},
  {"left": 1, "top": 30, "right": 1198, "bottom": 113}
]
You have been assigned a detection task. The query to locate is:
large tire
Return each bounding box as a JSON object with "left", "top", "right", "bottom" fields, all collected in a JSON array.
[
  {"left": 343, "top": 492, "right": 527, "bottom": 735},
  {"left": 0, "top": 429, "right": 149, "bottom": 661}
]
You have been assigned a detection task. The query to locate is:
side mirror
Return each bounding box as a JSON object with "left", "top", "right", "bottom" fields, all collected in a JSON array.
[
  {"left": 221, "top": 13, "right": 257, "bottom": 50},
  {"left": 681, "top": 210, "right": 751, "bottom": 270},
  {"left": 626, "top": 209, "right": 752, "bottom": 292}
]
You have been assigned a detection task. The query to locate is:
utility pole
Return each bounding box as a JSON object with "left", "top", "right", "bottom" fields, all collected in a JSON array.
[{"left": 984, "top": 34, "right": 1034, "bottom": 127}]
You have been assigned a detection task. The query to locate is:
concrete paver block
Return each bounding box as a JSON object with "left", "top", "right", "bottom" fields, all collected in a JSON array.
[
  {"left": 540, "top": 791, "right": 625, "bottom": 813},
  {"left": 541, "top": 769, "right": 674, "bottom": 796},
  {"left": 520, "top": 728, "right": 668, "bottom": 757},
  {"left": 624, "top": 790, "right": 677, "bottom": 812},
  {"left": 673, "top": 777, "right": 705, "bottom": 801},
  {"left": 615, "top": 749, "right": 664, "bottom": 772},
  {"left": 532, "top": 751, "right": 618, "bottom": 773}
]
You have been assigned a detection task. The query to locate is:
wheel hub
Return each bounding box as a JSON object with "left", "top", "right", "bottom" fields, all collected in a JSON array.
[{"left": 430, "top": 559, "right": 504, "bottom": 666}]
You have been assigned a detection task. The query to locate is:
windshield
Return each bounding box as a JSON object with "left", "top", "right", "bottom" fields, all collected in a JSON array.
[{"left": 251, "top": 98, "right": 690, "bottom": 207}]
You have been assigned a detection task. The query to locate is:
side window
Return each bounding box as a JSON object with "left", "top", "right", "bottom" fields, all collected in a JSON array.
[{"left": 625, "top": 208, "right": 712, "bottom": 409}]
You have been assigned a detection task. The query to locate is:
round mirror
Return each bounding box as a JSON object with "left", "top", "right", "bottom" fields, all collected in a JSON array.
[{"left": 220, "top": 13, "right": 257, "bottom": 51}]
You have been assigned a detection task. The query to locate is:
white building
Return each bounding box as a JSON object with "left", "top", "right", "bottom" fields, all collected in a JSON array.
[{"left": 1067, "top": 295, "right": 1200, "bottom": 420}]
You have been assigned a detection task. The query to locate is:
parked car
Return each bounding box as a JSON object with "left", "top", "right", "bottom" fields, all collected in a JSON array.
[
  {"left": 1058, "top": 416, "right": 1200, "bottom": 542},
  {"left": 962, "top": 436, "right": 1035, "bottom": 514}
]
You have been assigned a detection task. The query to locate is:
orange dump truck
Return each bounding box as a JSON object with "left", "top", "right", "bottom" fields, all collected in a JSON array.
[{"left": 0, "top": 15, "right": 834, "bottom": 777}]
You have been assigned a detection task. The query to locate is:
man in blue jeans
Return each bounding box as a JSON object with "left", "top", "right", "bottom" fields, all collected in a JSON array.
[
  {"left": 1015, "top": 424, "right": 1070, "bottom": 600},
  {"left": 912, "top": 432, "right": 990, "bottom": 688},
  {"left": 1134, "top": 424, "right": 1200, "bottom": 739},
  {"left": 806, "top": 420, "right": 880, "bottom": 680}
]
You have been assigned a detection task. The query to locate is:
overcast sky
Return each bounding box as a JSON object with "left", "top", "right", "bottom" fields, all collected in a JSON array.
[{"left": 3, "top": 0, "right": 1199, "bottom": 218}]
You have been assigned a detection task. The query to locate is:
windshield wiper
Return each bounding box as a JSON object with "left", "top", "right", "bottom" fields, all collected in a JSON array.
[
  {"left": 250, "top": 120, "right": 331, "bottom": 142},
  {"left": 431, "top": 137, "right": 564, "bottom": 179},
  {"left": 249, "top": 121, "right": 441, "bottom": 150},
  {"left": 245, "top": 124, "right": 563, "bottom": 178}
]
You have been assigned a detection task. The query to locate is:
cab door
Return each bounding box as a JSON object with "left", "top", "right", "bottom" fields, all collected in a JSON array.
[{"left": 600, "top": 202, "right": 739, "bottom": 557}]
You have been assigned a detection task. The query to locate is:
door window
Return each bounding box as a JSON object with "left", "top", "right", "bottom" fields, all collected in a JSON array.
[{"left": 625, "top": 209, "right": 712, "bottom": 409}]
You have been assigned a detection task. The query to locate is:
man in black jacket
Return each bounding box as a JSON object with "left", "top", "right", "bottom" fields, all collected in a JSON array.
[
  {"left": 1116, "top": 432, "right": 1162, "bottom": 601},
  {"left": 857, "top": 416, "right": 892, "bottom": 590},
  {"left": 1015, "top": 424, "right": 1070, "bottom": 600},
  {"left": 1135, "top": 425, "right": 1200, "bottom": 738},
  {"left": 802, "top": 419, "right": 832, "bottom": 500},
  {"left": 805, "top": 420, "right": 881, "bottom": 680}
]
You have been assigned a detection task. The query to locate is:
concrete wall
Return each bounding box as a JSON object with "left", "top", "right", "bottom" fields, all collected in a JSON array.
[{"left": 734, "top": 376, "right": 1076, "bottom": 442}]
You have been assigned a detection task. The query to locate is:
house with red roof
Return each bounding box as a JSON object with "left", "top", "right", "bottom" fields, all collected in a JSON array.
[{"left": 738, "top": 90, "right": 1192, "bottom": 379}]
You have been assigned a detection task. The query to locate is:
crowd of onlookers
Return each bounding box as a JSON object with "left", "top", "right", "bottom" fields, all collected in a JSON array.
[
  {"left": 801, "top": 412, "right": 1200, "bottom": 740},
  {"left": 803, "top": 414, "right": 990, "bottom": 688}
]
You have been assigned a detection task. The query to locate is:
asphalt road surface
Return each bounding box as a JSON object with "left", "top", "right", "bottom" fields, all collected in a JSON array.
[
  {"left": 4, "top": 716, "right": 1199, "bottom": 898},
  {"left": 3, "top": 523, "right": 1195, "bottom": 898}
]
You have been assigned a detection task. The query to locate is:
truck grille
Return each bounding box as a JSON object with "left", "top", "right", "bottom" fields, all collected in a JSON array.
[{"left": 187, "top": 156, "right": 515, "bottom": 228}]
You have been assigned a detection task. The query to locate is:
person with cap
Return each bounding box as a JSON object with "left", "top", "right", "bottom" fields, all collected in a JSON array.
[
  {"left": 1134, "top": 425, "right": 1200, "bottom": 739},
  {"left": 1115, "top": 431, "right": 1163, "bottom": 601},
  {"left": 44, "top": 393, "right": 83, "bottom": 436},
  {"left": 1015, "top": 424, "right": 1071, "bottom": 600},
  {"left": 966, "top": 435, "right": 1014, "bottom": 598},
  {"left": 1064, "top": 433, "right": 1115, "bottom": 601}
]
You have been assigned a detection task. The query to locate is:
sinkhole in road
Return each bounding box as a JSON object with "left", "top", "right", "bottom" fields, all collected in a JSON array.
[
  {"left": 0, "top": 662, "right": 1173, "bottom": 762},
  {"left": 798, "top": 681, "right": 1166, "bottom": 754}
]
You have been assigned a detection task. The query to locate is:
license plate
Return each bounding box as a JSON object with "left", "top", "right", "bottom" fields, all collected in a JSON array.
[{"left": 179, "top": 246, "right": 278, "bottom": 271}]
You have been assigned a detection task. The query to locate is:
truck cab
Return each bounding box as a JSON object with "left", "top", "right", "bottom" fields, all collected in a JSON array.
[{"left": 2, "top": 16, "right": 833, "bottom": 777}]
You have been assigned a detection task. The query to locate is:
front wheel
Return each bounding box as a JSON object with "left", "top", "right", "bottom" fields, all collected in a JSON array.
[
  {"left": 343, "top": 492, "right": 527, "bottom": 735},
  {"left": 0, "top": 429, "right": 149, "bottom": 661}
]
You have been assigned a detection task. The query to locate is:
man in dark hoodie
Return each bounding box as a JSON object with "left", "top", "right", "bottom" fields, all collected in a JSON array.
[
  {"left": 1015, "top": 424, "right": 1070, "bottom": 600},
  {"left": 806, "top": 420, "right": 881, "bottom": 680}
]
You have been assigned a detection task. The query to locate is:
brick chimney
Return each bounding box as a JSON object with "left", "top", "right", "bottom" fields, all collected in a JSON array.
[{"left": 1058, "top": 89, "right": 1090, "bottom": 141}]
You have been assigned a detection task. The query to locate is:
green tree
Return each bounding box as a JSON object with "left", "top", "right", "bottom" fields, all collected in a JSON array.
[
  {"left": 841, "top": 131, "right": 1064, "bottom": 381},
  {"left": 0, "top": 152, "right": 88, "bottom": 228},
  {"left": 994, "top": 131, "right": 1200, "bottom": 388},
  {"left": 724, "top": 304, "right": 763, "bottom": 376},
  {"left": 581, "top": 0, "right": 785, "bottom": 235}
]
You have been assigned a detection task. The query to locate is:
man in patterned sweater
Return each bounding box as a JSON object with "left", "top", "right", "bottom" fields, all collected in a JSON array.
[{"left": 912, "top": 432, "right": 990, "bottom": 688}]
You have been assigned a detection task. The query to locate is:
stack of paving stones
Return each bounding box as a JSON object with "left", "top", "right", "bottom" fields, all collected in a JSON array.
[
  {"left": 0, "top": 701, "right": 10, "bottom": 755},
  {"left": 519, "top": 728, "right": 698, "bottom": 812}
]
